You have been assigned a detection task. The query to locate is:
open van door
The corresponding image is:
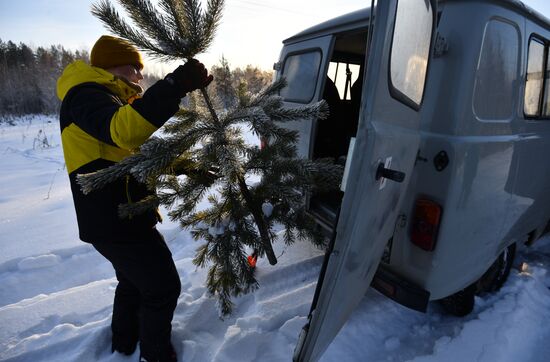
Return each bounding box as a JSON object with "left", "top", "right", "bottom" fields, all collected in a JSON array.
[
  {"left": 277, "top": 35, "right": 333, "bottom": 158},
  {"left": 293, "top": 0, "right": 437, "bottom": 361}
]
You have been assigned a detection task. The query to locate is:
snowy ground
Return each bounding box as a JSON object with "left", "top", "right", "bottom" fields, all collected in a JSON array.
[{"left": 1, "top": 115, "right": 550, "bottom": 362}]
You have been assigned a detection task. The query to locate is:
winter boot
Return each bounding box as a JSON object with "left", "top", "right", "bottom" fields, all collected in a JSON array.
[
  {"left": 139, "top": 343, "right": 177, "bottom": 362},
  {"left": 112, "top": 333, "right": 139, "bottom": 356},
  {"left": 111, "top": 339, "right": 137, "bottom": 356}
]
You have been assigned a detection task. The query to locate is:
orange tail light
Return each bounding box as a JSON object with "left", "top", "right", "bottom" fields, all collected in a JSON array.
[{"left": 410, "top": 198, "right": 442, "bottom": 251}]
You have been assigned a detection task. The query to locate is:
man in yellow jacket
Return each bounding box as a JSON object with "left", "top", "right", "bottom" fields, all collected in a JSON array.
[{"left": 57, "top": 35, "right": 212, "bottom": 362}]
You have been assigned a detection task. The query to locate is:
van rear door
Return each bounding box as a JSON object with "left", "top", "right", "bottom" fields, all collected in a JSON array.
[
  {"left": 277, "top": 36, "right": 333, "bottom": 158},
  {"left": 293, "top": 0, "right": 437, "bottom": 361}
]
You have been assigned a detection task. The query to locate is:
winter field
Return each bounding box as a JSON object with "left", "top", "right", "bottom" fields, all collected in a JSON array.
[{"left": 1, "top": 115, "right": 550, "bottom": 362}]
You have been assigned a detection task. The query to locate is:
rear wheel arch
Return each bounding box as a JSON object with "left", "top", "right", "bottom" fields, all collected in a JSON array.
[{"left": 438, "top": 242, "right": 516, "bottom": 316}]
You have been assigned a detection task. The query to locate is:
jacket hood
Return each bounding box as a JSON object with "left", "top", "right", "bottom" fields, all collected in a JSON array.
[{"left": 56, "top": 60, "right": 142, "bottom": 101}]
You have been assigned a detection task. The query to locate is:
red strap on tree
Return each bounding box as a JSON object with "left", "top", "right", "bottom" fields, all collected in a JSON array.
[{"left": 247, "top": 250, "right": 258, "bottom": 268}]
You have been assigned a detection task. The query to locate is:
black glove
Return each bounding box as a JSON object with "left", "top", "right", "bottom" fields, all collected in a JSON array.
[{"left": 165, "top": 59, "right": 213, "bottom": 97}]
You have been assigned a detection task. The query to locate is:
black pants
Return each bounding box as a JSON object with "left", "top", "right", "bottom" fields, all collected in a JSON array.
[{"left": 92, "top": 230, "right": 181, "bottom": 358}]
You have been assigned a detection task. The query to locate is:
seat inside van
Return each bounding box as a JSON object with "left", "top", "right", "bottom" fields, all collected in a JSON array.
[{"left": 310, "top": 30, "right": 367, "bottom": 228}]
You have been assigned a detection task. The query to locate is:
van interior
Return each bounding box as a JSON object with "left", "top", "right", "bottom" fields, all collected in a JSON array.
[{"left": 309, "top": 30, "right": 367, "bottom": 229}]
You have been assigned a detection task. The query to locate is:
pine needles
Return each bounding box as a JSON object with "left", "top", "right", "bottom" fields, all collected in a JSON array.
[{"left": 91, "top": 0, "right": 223, "bottom": 60}]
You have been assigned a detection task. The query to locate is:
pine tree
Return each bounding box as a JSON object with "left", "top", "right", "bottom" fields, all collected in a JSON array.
[
  {"left": 82, "top": 0, "right": 343, "bottom": 315},
  {"left": 210, "top": 55, "right": 236, "bottom": 109}
]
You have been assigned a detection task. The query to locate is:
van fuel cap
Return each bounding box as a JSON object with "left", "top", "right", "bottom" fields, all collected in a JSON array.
[{"left": 434, "top": 151, "right": 449, "bottom": 171}]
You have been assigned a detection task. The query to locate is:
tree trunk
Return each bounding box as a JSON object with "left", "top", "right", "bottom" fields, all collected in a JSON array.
[
  {"left": 200, "top": 88, "right": 278, "bottom": 265},
  {"left": 237, "top": 176, "right": 277, "bottom": 265}
]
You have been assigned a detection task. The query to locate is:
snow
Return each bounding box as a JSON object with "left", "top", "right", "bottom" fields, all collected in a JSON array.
[
  {"left": 1, "top": 115, "right": 550, "bottom": 362},
  {"left": 262, "top": 202, "right": 274, "bottom": 218},
  {"left": 208, "top": 224, "right": 226, "bottom": 237},
  {"left": 17, "top": 254, "right": 61, "bottom": 271}
]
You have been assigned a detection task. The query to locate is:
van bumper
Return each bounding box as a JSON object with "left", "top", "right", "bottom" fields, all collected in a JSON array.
[{"left": 371, "top": 264, "right": 430, "bottom": 313}]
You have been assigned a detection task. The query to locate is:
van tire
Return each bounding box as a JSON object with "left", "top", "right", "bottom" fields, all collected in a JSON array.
[
  {"left": 439, "top": 283, "right": 476, "bottom": 317},
  {"left": 476, "top": 243, "right": 516, "bottom": 294},
  {"left": 439, "top": 243, "right": 516, "bottom": 317}
]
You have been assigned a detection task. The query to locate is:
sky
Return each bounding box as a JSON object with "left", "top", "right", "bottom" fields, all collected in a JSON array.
[
  {"left": 0, "top": 0, "right": 365, "bottom": 74},
  {"left": 1, "top": 0, "right": 550, "bottom": 74}
]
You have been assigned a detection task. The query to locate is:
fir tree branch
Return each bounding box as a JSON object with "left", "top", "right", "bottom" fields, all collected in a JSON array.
[
  {"left": 118, "top": 194, "right": 160, "bottom": 218},
  {"left": 130, "top": 136, "right": 181, "bottom": 182},
  {"left": 116, "top": 0, "right": 186, "bottom": 56},
  {"left": 156, "top": 175, "right": 182, "bottom": 207},
  {"left": 267, "top": 100, "right": 329, "bottom": 123},
  {"left": 162, "top": 109, "right": 199, "bottom": 134},
  {"left": 248, "top": 78, "right": 287, "bottom": 107},
  {"left": 220, "top": 106, "right": 268, "bottom": 129},
  {"left": 193, "top": 242, "right": 211, "bottom": 267},
  {"left": 158, "top": 0, "right": 189, "bottom": 45},
  {"left": 91, "top": 0, "right": 174, "bottom": 59},
  {"left": 179, "top": 0, "right": 206, "bottom": 56},
  {"left": 202, "top": 0, "right": 225, "bottom": 51},
  {"left": 76, "top": 153, "right": 146, "bottom": 194},
  {"left": 167, "top": 179, "right": 212, "bottom": 221}
]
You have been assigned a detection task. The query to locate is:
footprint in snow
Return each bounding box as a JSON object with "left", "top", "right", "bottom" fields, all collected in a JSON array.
[{"left": 17, "top": 254, "right": 61, "bottom": 271}]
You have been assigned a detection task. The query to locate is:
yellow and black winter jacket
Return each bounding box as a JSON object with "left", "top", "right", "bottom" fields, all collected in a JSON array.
[{"left": 57, "top": 60, "right": 181, "bottom": 243}]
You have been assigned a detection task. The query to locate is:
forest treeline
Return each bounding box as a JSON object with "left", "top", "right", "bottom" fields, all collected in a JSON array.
[
  {"left": 0, "top": 39, "right": 90, "bottom": 116},
  {"left": 0, "top": 40, "right": 272, "bottom": 117}
]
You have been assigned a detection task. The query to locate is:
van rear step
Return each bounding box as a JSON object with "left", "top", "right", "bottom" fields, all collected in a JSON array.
[{"left": 371, "top": 265, "right": 430, "bottom": 313}]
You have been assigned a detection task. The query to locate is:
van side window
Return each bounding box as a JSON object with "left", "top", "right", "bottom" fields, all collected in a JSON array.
[
  {"left": 524, "top": 38, "right": 545, "bottom": 117},
  {"left": 473, "top": 19, "right": 520, "bottom": 121},
  {"left": 523, "top": 36, "right": 550, "bottom": 119},
  {"left": 543, "top": 54, "right": 550, "bottom": 116},
  {"left": 389, "top": 0, "right": 434, "bottom": 107},
  {"left": 280, "top": 51, "right": 322, "bottom": 103}
]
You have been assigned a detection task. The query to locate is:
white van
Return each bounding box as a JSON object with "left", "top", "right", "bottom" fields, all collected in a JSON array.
[{"left": 274, "top": 0, "right": 550, "bottom": 360}]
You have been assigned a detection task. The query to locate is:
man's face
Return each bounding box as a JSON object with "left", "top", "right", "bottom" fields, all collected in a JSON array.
[{"left": 108, "top": 64, "right": 144, "bottom": 85}]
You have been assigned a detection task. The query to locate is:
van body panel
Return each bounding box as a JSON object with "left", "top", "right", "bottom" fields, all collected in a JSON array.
[
  {"left": 293, "top": 0, "right": 437, "bottom": 360},
  {"left": 442, "top": 0, "right": 550, "bottom": 30},
  {"left": 504, "top": 13, "right": 550, "bottom": 248},
  {"left": 390, "top": 134, "right": 520, "bottom": 299}
]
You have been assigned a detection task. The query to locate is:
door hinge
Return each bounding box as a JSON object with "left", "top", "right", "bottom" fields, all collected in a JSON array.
[
  {"left": 293, "top": 320, "right": 310, "bottom": 361},
  {"left": 434, "top": 32, "right": 449, "bottom": 58}
]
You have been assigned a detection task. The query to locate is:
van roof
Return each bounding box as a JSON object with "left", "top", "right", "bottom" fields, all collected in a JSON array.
[
  {"left": 283, "top": 8, "right": 371, "bottom": 45},
  {"left": 283, "top": 0, "right": 550, "bottom": 45}
]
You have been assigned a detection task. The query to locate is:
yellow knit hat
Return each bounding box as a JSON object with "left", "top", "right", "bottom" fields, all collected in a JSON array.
[{"left": 90, "top": 35, "right": 144, "bottom": 70}]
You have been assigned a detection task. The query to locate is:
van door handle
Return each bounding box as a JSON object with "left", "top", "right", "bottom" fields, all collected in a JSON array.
[{"left": 376, "top": 163, "right": 405, "bottom": 183}]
